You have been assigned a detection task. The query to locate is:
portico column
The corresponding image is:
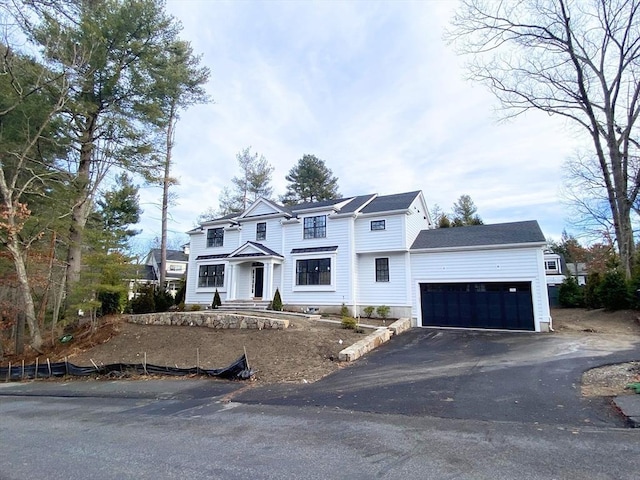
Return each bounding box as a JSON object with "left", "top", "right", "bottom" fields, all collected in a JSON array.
[
  {"left": 264, "top": 261, "right": 274, "bottom": 300},
  {"left": 228, "top": 263, "right": 236, "bottom": 300}
]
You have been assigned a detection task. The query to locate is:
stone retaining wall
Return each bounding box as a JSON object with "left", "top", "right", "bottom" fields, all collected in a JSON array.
[
  {"left": 128, "top": 312, "right": 289, "bottom": 330},
  {"left": 338, "top": 327, "right": 392, "bottom": 362},
  {"left": 338, "top": 317, "right": 411, "bottom": 362},
  {"left": 388, "top": 318, "right": 411, "bottom": 336}
]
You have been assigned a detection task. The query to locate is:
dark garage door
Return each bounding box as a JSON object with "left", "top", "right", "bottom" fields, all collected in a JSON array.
[{"left": 420, "top": 282, "right": 535, "bottom": 331}]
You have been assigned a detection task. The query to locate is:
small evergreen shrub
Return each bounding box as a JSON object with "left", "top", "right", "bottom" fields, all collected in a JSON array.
[
  {"left": 363, "top": 306, "right": 375, "bottom": 318},
  {"left": 340, "top": 303, "right": 349, "bottom": 317},
  {"left": 211, "top": 289, "right": 222, "bottom": 309},
  {"left": 270, "top": 288, "right": 283, "bottom": 311},
  {"left": 174, "top": 279, "right": 186, "bottom": 305},
  {"left": 584, "top": 272, "right": 603, "bottom": 309},
  {"left": 558, "top": 277, "right": 583, "bottom": 308},
  {"left": 129, "top": 284, "right": 155, "bottom": 314},
  {"left": 341, "top": 316, "right": 357, "bottom": 329},
  {"left": 154, "top": 288, "right": 174, "bottom": 312},
  {"left": 376, "top": 305, "right": 390, "bottom": 319},
  {"left": 190, "top": 304, "right": 202, "bottom": 311},
  {"left": 627, "top": 272, "right": 640, "bottom": 310},
  {"left": 98, "top": 285, "right": 127, "bottom": 315},
  {"left": 597, "top": 270, "right": 629, "bottom": 311}
]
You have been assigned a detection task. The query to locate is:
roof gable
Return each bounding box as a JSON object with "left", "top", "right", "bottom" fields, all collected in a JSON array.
[
  {"left": 228, "top": 241, "right": 283, "bottom": 259},
  {"left": 411, "top": 221, "right": 546, "bottom": 250},
  {"left": 240, "top": 197, "right": 289, "bottom": 219}
]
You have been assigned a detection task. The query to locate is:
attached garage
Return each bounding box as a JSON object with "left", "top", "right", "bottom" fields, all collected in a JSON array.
[
  {"left": 410, "top": 221, "right": 552, "bottom": 332},
  {"left": 419, "top": 282, "right": 535, "bottom": 331}
]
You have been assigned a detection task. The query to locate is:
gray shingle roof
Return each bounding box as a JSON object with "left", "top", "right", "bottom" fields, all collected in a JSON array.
[
  {"left": 411, "top": 221, "right": 546, "bottom": 250},
  {"left": 339, "top": 194, "right": 376, "bottom": 213},
  {"left": 360, "top": 191, "right": 421, "bottom": 214},
  {"left": 289, "top": 198, "right": 348, "bottom": 212},
  {"left": 150, "top": 249, "right": 188, "bottom": 263}
]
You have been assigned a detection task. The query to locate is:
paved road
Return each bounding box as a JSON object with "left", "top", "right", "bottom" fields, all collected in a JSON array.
[
  {"left": 1, "top": 329, "right": 639, "bottom": 479},
  {"left": 236, "top": 329, "right": 640, "bottom": 427},
  {"left": 1, "top": 391, "right": 639, "bottom": 479}
]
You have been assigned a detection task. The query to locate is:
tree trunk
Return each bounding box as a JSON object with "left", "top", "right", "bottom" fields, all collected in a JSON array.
[
  {"left": 7, "top": 243, "right": 42, "bottom": 350},
  {"left": 160, "top": 104, "right": 177, "bottom": 291},
  {"left": 65, "top": 117, "right": 96, "bottom": 292}
]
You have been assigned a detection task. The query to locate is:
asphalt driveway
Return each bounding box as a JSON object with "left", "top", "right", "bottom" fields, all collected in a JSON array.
[{"left": 236, "top": 329, "right": 640, "bottom": 427}]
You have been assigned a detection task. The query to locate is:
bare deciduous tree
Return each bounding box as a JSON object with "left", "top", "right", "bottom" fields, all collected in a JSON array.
[{"left": 448, "top": 0, "right": 640, "bottom": 277}]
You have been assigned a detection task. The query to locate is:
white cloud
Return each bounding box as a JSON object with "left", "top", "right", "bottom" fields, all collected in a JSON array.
[{"left": 131, "top": 0, "right": 589, "bottom": 244}]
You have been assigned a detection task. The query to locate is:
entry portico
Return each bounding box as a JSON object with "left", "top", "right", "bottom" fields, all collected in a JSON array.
[{"left": 225, "top": 242, "right": 284, "bottom": 301}]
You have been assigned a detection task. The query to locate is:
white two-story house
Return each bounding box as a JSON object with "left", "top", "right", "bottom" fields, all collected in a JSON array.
[{"left": 185, "top": 191, "right": 552, "bottom": 332}]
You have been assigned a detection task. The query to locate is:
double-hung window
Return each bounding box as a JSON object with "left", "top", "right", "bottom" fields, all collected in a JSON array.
[
  {"left": 375, "top": 258, "right": 389, "bottom": 282},
  {"left": 296, "top": 258, "right": 331, "bottom": 285},
  {"left": 256, "top": 222, "right": 266, "bottom": 241},
  {"left": 207, "top": 228, "right": 224, "bottom": 247},
  {"left": 198, "top": 264, "right": 224, "bottom": 288},
  {"left": 303, "top": 215, "right": 326, "bottom": 239}
]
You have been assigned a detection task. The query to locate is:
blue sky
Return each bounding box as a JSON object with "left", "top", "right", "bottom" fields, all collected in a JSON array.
[{"left": 133, "top": 0, "right": 586, "bottom": 251}]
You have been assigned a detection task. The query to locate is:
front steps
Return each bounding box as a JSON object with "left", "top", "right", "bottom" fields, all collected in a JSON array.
[{"left": 217, "top": 299, "right": 271, "bottom": 311}]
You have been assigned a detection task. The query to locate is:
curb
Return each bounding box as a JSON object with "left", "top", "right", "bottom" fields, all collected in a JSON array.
[{"left": 613, "top": 395, "right": 640, "bottom": 427}]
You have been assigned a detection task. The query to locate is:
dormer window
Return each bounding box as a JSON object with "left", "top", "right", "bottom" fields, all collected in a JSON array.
[
  {"left": 303, "top": 215, "right": 326, "bottom": 239},
  {"left": 545, "top": 260, "right": 558, "bottom": 272},
  {"left": 371, "top": 220, "right": 385, "bottom": 231},
  {"left": 256, "top": 222, "right": 266, "bottom": 241},
  {"left": 207, "top": 227, "right": 224, "bottom": 247}
]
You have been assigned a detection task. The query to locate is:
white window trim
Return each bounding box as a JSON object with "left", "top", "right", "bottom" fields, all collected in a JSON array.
[{"left": 291, "top": 251, "right": 337, "bottom": 292}]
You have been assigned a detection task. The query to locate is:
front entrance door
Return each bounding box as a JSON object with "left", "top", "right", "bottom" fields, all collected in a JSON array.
[{"left": 252, "top": 266, "right": 264, "bottom": 299}]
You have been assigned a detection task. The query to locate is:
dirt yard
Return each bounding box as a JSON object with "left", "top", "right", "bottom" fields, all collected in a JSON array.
[
  {"left": 3, "top": 309, "right": 640, "bottom": 391},
  {"left": 551, "top": 308, "right": 640, "bottom": 397},
  {"left": 22, "top": 316, "right": 373, "bottom": 384}
]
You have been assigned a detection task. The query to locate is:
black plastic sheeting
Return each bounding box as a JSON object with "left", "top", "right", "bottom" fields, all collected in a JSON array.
[{"left": 0, "top": 354, "right": 253, "bottom": 381}]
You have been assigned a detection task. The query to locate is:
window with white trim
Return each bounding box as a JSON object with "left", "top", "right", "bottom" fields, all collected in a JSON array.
[
  {"left": 296, "top": 258, "right": 331, "bottom": 285},
  {"left": 371, "top": 220, "right": 385, "bottom": 231},
  {"left": 206, "top": 228, "right": 224, "bottom": 247},
  {"left": 545, "top": 260, "right": 558, "bottom": 271},
  {"left": 303, "top": 215, "right": 326, "bottom": 239},
  {"left": 256, "top": 222, "right": 266, "bottom": 241},
  {"left": 198, "top": 264, "right": 225, "bottom": 288},
  {"left": 375, "top": 258, "right": 389, "bottom": 282}
]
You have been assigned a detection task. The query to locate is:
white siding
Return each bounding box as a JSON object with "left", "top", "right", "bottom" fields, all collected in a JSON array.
[
  {"left": 247, "top": 202, "right": 278, "bottom": 216},
  {"left": 354, "top": 215, "right": 404, "bottom": 252},
  {"left": 405, "top": 197, "right": 430, "bottom": 248},
  {"left": 410, "top": 247, "right": 550, "bottom": 332},
  {"left": 281, "top": 215, "right": 353, "bottom": 306},
  {"left": 238, "top": 218, "right": 283, "bottom": 254},
  {"left": 357, "top": 252, "right": 410, "bottom": 307},
  {"left": 185, "top": 225, "right": 238, "bottom": 305}
]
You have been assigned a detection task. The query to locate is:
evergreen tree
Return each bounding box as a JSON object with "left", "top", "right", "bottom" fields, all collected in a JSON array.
[
  {"left": 281, "top": 154, "right": 339, "bottom": 205},
  {"left": 451, "top": 194, "right": 483, "bottom": 226},
  {"left": 18, "top": 0, "right": 190, "bottom": 295},
  {"left": 218, "top": 147, "right": 274, "bottom": 215}
]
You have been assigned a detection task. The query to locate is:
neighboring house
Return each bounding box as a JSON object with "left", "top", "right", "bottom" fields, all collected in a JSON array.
[
  {"left": 130, "top": 247, "right": 189, "bottom": 298},
  {"left": 544, "top": 251, "right": 587, "bottom": 307},
  {"left": 185, "top": 191, "right": 552, "bottom": 332}
]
